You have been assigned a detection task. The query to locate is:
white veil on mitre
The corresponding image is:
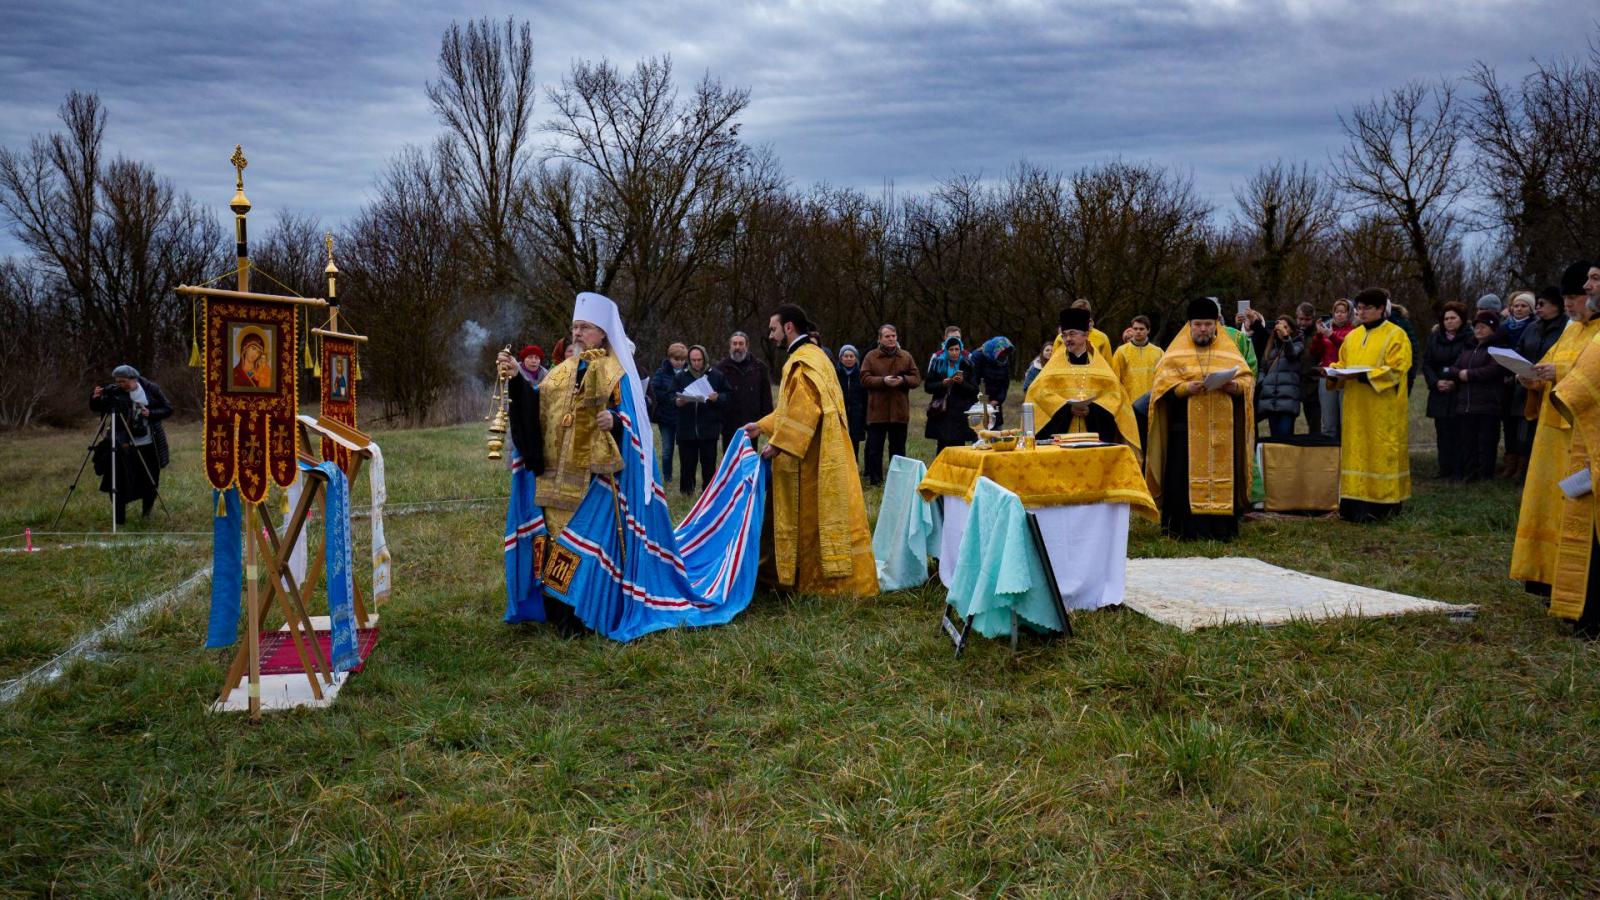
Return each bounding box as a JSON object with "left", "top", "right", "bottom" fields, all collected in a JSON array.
[{"left": 573, "top": 291, "right": 657, "bottom": 506}]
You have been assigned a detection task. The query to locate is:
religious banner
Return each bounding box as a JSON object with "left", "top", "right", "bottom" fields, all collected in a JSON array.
[
  {"left": 319, "top": 333, "right": 358, "bottom": 471},
  {"left": 204, "top": 296, "right": 299, "bottom": 503}
]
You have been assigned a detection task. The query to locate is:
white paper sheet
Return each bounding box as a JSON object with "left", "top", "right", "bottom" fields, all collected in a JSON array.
[
  {"left": 1322, "top": 366, "right": 1373, "bottom": 377},
  {"left": 1202, "top": 367, "right": 1240, "bottom": 391},
  {"left": 1560, "top": 468, "right": 1593, "bottom": 499},
  {"left": 1488, "top": 347, "right": 1535, "bottom": 377},
  {"left": 679, "top": 375, "right": 714, "bottom": 401}
]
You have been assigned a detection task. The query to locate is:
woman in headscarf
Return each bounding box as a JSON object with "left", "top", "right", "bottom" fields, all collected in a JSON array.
[
  {"left": 971, "top": 336, "right": 1014, "bottom": 429},
  {"left": 835, "top": 343, "right": 867, "bottom": 463},
  {"left": 924, "top": 336, "right": 979, "bottom": 451}
]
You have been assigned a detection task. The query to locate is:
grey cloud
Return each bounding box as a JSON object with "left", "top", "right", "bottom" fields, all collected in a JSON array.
[{"left": 0, "top": 0, "right": 1594, "bottom": 255}]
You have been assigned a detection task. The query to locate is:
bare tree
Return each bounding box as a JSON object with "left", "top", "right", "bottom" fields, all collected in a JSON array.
[
  {"left": 1063, "top": 160, "right": 1213, "bottom": 330},
  {"left": 1333, "top": 81, "right": 1466, "bottom": 305},
  {"left": 0, "top": 259, "right": 55, "bottom": 428},
  {"left": 1467, "top": 44, "right": 1600, "bottom": 286},
  {"left": 533, "top": 56, "right": 765, "bottom": 347},
  {"left": 428, "top": 17, "right": 536, "bottom": 289},
  {"left": 1232, "top": 160, "right": 1337, "bottom": 311},
  {"left": 0, "top": 91, "right": 223, "bottom": 374},
  {"left": 340, "top": 147, "right": 475, "bottom": 423}
]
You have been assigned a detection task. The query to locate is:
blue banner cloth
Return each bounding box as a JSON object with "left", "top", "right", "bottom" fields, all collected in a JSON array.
[
  {"left": 205, "top": 488, "right": 243, "bottom": 648},
  {"left": 543, "top": 378, "right": 767, "bottom": 642},
  {"left": 503, "top": 447, "right": 550, "bottom": 623},
  {"left": 306, "top": 459, "right": 361, "bottom": 672}
]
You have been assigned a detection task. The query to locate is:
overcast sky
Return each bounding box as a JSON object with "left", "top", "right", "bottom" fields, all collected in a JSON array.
[{"left": 1, "top": 0, "right": 1595, "bottom": 256}]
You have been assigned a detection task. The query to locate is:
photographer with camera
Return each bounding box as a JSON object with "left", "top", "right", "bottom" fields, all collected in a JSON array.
[{"left": 88, "top": 365, "right": 171, "bottom": 524}]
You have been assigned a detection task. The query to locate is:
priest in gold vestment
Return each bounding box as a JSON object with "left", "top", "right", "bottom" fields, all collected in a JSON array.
[
  {"left": 1027, "top": 306, "right": 1140, "bottom": 449},
  {"left": 1329, "top": 288, "right": 1412, "bottom": 523},
  {"left": 744, "top": 304, "right": 879, "bottom": 597},
  {"left": 1145, "top": 297, "right": 1256, "bottom": 540},
  {"left": 1548, "top": 260, "right": 1600, "bottom": 638},
  {"left": 1510, "top": 268, "right": 1596, "bottom": 596}
]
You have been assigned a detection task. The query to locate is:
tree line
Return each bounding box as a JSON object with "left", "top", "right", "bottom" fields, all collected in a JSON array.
[{"left": 2, "top": 19, "right": 1597, "bottom": 427}]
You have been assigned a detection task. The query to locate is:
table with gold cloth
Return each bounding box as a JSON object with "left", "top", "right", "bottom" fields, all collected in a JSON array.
[{"left": 918, "top": 444, "right": 1155, "bottom": 611}]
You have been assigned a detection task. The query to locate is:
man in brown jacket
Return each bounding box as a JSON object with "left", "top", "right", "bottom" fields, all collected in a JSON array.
[{"left": 860, "top": 324, "right": 921, "bottom": 485}]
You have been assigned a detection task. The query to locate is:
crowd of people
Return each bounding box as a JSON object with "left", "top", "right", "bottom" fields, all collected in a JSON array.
[{"left": 496, "top": 261, "right": 1600, "bottom": 640}]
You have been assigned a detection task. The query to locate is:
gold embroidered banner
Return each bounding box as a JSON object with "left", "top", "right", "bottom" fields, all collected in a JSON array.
[
  {"left": 319, "top": 334, "right": 358, "bottom": 471},
  {"left": 204, "top": 297, "right": 299, "bottom": 503}
]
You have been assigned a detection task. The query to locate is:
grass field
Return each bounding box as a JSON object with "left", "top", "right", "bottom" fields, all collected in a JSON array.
[{"left": 2, "top": 396, "right": 1599, "bottom": 895}]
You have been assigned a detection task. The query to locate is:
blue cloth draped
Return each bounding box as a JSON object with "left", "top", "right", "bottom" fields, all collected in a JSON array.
[
  {"left": 205, "top": 488, "right": 243, "bottom": 648},
  {"left": 304, "top": 459, "right": 360, "bottom": 672},
  {"left": 543, "top": 378, "right": 767, "bottom": 642},
  {"left": 503, "top": 447, "right": 550, "bottom": 623}
]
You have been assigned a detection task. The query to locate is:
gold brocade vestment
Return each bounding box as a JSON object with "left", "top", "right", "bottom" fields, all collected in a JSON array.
[
  {"left": 1026, "top": 338, "right": 1140, "bottom": 450},
  {"left": 1144, "top": 329, "right": 1256, "bottom": 515},
  {"left": 538, "top": 350, "right": 624, "bottom": 534},
  {"left": 1112, "top": 342, "right": 1163, "bottom": 403},
  {"left": 757, "top": 342, "right": 879, "bottom": 597},
  {"left": 1511, "top": 318, "right": 1600, "bottom": 587},
  {"left": 1549, "top": 329, "right": 1600, "bottom": 621}
]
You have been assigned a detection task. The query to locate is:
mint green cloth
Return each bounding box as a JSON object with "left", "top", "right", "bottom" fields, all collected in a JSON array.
[
  {"left": 873, "top": 455, "right": 942, "bottom": 590},
  {"left": 946, "top": 476, "right": 1063, "bottom": 638}
]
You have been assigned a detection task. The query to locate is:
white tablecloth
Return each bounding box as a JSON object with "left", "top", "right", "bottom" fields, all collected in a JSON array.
[{"left": 938, "top": 497, "right": 1130, "bottom": 610}]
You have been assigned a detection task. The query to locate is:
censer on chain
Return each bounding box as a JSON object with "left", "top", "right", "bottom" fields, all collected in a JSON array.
[{"left": 485, "top": 345, "right": 512, "bottom": 460}]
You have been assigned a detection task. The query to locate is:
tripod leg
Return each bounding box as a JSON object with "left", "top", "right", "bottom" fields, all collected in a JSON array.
[
  {"left": 51, "top": 414, "right": 110, "bottom": 530},
  {"left": 117, "top": 412, "right": 170, "bottom": 521}
]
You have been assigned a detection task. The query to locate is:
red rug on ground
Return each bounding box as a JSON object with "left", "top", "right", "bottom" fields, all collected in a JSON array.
[{"left": 258, "top": 627, "right": 380, "bottom": 675}]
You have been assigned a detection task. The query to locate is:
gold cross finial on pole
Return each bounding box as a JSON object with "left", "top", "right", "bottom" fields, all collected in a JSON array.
[
  {"left": 324, "top": 232, "right": 336, "bottom": 267},
  {"left": 231, "top": 144, "right": 249, "bottom": 189},
  {"left": 229, "top": 144, "right": 252, "bottom": 215}
]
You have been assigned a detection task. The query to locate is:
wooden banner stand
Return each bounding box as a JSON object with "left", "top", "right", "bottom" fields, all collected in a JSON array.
[{"left": 296, "top": 414, "right": 379, "bottom": 628}]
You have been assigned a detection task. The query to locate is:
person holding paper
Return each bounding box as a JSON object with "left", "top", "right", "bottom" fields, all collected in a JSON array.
[
  {"left": 672, "top": 345, "right": 728, "bottom": 496},
  {"left": 1329, "top": 288, "right": 1413, "bottom": 522},
  {"left": 1028, "top": 307, "right": 1140, "bottom": 447},
  {"left": 1547, "top": 259, "right": 1600, "bottom": 637},
  {"left": 1512, "top": 265, "right": 1597, "bottom": 596},
  {"left": 1144, "top": 297, "right": 1255, "bottom": 541},
  {"left": 1452, "top": 311, "right": 1511, "bottom": 481}
]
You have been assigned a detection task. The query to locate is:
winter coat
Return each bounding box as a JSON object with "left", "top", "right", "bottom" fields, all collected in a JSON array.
[
  {"left": 923, "top": 356, "right": 979, "bottom": 445},
  {"left": 1449, "top": 338, "right": 1509, "bottom": 417},
  {"left": 835, "top": 364, "right": 867, "bottom": 441},
  {"left": 714, "top": 353, "right": 773, "bottom": 437},
  {"left": 648, "top": 360, "right": 684, "bottom": 428},
  {"left": 1310, "top": 323, "right": 1356, "bottom": 367},
  {"left": 1420, "top": 329, "right": 1468, "bottom": 419},
  {"left": 89, "top": 376, "right": 172, "bottom": 468},
  {"left": 861, "top": 346, "right": 922, "bottom": 424},
  {"left": 970, "top": 337, "right": 1014, "bottom": 401},
  {"left": 671, "top": 366, "right": 729, "bottom": 442},
  {"left": 1255, "top": 336, "right": 1304, "bottom": 417},
  {"left": 1022, "top": 358, "right": 1045, "bottom": 393}
]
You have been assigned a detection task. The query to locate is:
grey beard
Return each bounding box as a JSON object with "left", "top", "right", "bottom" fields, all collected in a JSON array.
[
  {"left": 730, "top": 350, "right": 748, "bottom": 362},
  {"left": 1193, "top": 333, "right": 1215, "bottom": 347}
]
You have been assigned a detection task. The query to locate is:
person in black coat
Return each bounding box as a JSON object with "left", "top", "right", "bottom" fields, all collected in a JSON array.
[
  {"left": 647, "top": 343, "right": 688, "bottom": 481},
  {"left": 835, "top": 344, "right": 868, "bottom": 462},
  {"left": 1254, "top": 315, "right": 1303, "bottom": 437},
  {"left": 89, "top": 365, "right": 173, "bottom": 524},
  {"left": 924, "top": 336, "right": 979, "bottom": 451},
  {"left": 672, "top": 345, "right": 729, "bottom": 495},
  {"left": 1421, "top": 302, "right": 1470, "bottom": 480},
  {"left": 1450, "top": 311, "right": 1511, "bottom": 482}
]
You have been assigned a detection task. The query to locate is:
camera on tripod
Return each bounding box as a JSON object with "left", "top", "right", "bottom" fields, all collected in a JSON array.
[{"left": 97, "top": 382, "right": 148, "bottom": 440}]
